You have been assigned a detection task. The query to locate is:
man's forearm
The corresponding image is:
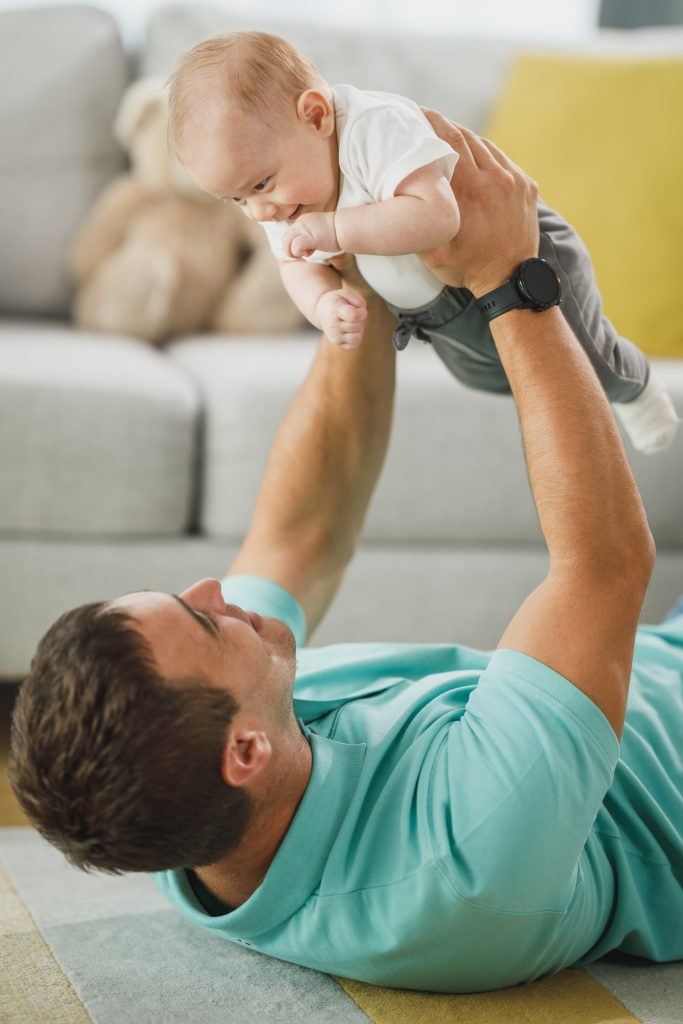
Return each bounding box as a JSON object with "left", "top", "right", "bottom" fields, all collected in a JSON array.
[
  {"left": 228, "top": 292, "right": 397, "bottom": 634},
  {"left": 488, "top": 305, "right": 654, "bottom": 571}
]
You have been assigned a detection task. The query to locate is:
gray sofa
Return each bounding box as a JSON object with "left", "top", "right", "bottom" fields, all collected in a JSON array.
[{"left": 1, "top": 4, "right": 682, "bottom": 680}]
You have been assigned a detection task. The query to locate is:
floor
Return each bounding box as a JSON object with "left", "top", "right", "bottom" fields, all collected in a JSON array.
[{"left": 0, "top": 684, "right": 27, "bottom": 827}]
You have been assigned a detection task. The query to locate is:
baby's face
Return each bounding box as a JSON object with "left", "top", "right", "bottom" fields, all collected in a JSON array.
[{"left": 183, "top": 98, "right": 338, "bottom": 224}]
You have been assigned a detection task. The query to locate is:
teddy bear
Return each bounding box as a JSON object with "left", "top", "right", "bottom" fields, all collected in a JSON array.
[{"left": 66, "top": 77, "right": 304, "bottom": 345}]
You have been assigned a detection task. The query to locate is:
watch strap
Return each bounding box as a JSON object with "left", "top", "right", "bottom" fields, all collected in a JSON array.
[{"left": 476, "top": 280, "right": 527, "bottom": 322}]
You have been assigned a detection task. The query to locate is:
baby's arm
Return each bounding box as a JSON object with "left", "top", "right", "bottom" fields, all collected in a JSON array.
[
  {"left": 283, "top": 162, "right": 460, "bottom": 260},
  {"left": 279, "top": 260, "right": 367, "bottom": 349}
]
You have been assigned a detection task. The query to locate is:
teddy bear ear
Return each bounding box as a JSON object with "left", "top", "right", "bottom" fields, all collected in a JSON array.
[{"left": 114, "top": 77, "right": 169, "bottom": 149}]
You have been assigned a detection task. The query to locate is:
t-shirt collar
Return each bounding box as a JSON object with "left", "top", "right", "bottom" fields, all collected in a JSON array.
[{"left": 162, "top": 720, "right": 366, "bottom": 939}]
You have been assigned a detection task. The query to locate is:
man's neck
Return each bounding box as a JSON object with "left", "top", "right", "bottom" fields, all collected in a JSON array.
[{"left": 192, "top": 728, "right": 313, "bottom": 909}]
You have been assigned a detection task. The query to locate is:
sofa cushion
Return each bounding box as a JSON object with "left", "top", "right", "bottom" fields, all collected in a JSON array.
[
  {"left": 142, "top": 5, "right": 515, "bottom": 131},
  {"left": 143, "top": 6, "right": 683, "bottom": 135},
  {"left": 168, "top": 335, "right": 683, "bottom": 545},
  {"left": 0, "top": 323, "right": 200, "bottom": 535},
  {"left": 0, "top": 6, "right": 127, "bottom": 317},
  {"left": 487, "top": 53, "right": 683, "bottom": 358}
]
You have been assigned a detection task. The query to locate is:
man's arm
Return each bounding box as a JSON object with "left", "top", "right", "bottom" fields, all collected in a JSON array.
[
  {"left": 420, "top": 117, "right": 655, "bottom": 741},
  {"left": 227, "top": 256, "right": 396, "bottom": 637}
]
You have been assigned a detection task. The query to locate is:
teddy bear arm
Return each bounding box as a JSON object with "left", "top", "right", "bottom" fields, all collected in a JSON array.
[
  {"left": 211, "top": 247, "right": 305, "bottom": 335},
  {"left": 65, "top": 176, "right": 152, "bottom": 284}
]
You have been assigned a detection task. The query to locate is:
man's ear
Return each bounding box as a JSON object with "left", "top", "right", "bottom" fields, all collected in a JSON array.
[
  {"left": 296, "top": 89, "right": 335, "bottom": 137},
  {"left": 220, "top": 726, "right": 272, "bottom": 788}
]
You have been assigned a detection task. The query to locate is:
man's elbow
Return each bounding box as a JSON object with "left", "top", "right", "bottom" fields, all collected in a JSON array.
[
  {"left": 634, "top": 529, "right": 657, "bottom": 583},
  {"left": 589, "top": 530, "right": 656, "bottom": 591}
]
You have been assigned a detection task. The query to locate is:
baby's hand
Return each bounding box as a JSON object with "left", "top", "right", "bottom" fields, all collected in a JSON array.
[
  {"left": 315, "top": 288, "right": 367, "bottom": 349},
  {"left": 283, "top": 212, "right": 339, "bottom": 260}
]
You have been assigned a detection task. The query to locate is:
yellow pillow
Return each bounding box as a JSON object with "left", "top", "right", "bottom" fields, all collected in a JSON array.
[{"left": 485, "top": 55, "right": 683, "bottom": 357}]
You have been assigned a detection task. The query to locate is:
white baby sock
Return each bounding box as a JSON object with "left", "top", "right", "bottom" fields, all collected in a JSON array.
[{"left": 612, "top": 372, "right": 680, "bottom": 454}]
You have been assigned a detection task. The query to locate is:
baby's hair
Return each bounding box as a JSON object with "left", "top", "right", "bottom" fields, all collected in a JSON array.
[{"left": 166, "top": 31, "right": 326, "bottom": 157}]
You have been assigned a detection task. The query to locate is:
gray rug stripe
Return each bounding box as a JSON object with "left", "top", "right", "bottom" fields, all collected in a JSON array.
[
  {"left": 585, "top": 959, "right": 683, "bottom": 1024},
  {"left": 0, "top": 828, "right": 371, "bottom": 1024}
]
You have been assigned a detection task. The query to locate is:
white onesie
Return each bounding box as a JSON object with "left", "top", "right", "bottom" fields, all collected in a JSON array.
[{"left": 262, "top": 83, "right": 459, "bottom": 309}]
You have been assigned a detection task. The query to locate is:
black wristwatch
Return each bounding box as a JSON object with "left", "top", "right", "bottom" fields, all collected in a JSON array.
[{"left": 476, "top": 258, "right": 561, "bottom": 321}]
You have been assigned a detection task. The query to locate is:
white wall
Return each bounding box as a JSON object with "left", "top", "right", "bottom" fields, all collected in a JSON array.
[{"left": 1, "top": 0, "right": 601, "bottom": 51}]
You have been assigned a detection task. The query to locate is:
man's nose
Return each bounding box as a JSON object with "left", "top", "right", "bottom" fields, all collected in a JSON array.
[
  {"left": 249, "top": 199, "right": 278, "bottom": 222},
  {"left": 180, "top": 577, "right": 223, "bottom": 608}
]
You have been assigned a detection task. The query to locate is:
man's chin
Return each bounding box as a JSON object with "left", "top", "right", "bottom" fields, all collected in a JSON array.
[
  {"left": 263, "top": 615, "right": 296, "bottom": 658},
  {"left": 279, "top": 622, "right": 297, "bottom": 662}
]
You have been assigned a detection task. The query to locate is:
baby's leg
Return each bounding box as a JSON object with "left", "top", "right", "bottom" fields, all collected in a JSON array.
[
  {"left": 394, "top": 200, "right": 678, "bottom": 453},
  {"left": 390, "top": 287, "right": 512, "bottom": 395},
  {"left": 537, "top": 200, "right": 678, "bottom": 452},
  {"left": 537, "top": 201, "right": 646, "bottom": 400}
]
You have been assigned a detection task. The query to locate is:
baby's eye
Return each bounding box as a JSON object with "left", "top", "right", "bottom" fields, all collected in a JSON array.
[{"left": 254, "top": 178, "right": 271, "bottom": 192}]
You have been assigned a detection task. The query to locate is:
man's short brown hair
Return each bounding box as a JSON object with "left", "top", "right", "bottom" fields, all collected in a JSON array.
[{"left": 9, "top": 601, "right": 252, "bottom": 874}]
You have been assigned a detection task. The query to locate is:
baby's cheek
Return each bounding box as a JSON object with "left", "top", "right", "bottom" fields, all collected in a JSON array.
[{"left": 277, "top": 188, "right": 302, "bottom": 206}]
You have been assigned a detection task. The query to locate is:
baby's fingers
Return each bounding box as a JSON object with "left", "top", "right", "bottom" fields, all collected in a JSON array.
[
  {"left": 339, "top": 332, "right": 364, "bottom": 350},
  {"left": 337, "top": 293, "right": 368, "bottom": 323},
  {"left": 336, "top": 288, "right": 367, "bottom": 310},
  {"left": 338, "top": 306, "right": 366, "bottom": 324},
  {"left": 340, "top": 321, "right": 365, "bottom": 347},
  {"left": 292, "top": 238, "right": 314, "bottom": 259}
]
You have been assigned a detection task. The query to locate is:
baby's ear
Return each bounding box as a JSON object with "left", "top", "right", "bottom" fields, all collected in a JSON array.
[
  {"left": 297, "top": 88, "right": 334, "bottom": 133},
  {"left": 114, "top": 77, "right": 168, "bottom": 149}
]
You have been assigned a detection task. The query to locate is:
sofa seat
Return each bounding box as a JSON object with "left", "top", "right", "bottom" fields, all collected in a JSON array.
[
  {"left": 0, "top": 322, "right": 200, "bottom": 535},
  {"left": 168, "top": 334, "right": 683, "bottom": 547}
]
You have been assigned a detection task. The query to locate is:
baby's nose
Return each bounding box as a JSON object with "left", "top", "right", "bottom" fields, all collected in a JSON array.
[{"left": 250, "top": 199, "right": 278, "bottom": 222}]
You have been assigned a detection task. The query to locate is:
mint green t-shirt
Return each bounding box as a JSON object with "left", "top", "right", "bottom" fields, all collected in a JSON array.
[{"left": 153, "top": 575, "right": 683, "bottom": 993}]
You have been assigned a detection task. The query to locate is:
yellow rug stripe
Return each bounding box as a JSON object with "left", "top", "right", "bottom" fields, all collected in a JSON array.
[
  {"left": 0, "top": 863, "right": 92, "bottom": 1023},
  {"left": 336, "top": 967, "right": 644, "bottom": 1024}
]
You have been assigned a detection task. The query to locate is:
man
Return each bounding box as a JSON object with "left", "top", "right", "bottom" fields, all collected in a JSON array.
[{"left": 9, "top": 117, "right": 682, "bottom": 994}]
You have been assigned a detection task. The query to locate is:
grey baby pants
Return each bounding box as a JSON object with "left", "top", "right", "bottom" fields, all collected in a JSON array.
[{"left": 387, "top": 199, "right": 649, "bottom": 403}]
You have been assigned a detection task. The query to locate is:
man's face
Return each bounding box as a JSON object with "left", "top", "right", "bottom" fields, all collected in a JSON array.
[
  {"left": 108, "top": 578, "right": 297, "bottom": 727},
  {"left": 182, "top": 95, "right": 338, "bottom": 225}
]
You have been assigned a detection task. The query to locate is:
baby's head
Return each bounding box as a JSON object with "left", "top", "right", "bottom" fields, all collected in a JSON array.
[{"left": 167, "top": 32, "right": 338, "bottom": 224}]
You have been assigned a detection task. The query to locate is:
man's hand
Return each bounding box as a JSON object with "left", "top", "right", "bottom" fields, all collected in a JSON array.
[
  {"left": 418, "top": 109, "right": 540, "bottom": 296},
  {"left": 314, "top": 288, "right": 368, "bottom": 349},
  {"left": 283, "top": 211, "right": 339, "bottom": 259}
]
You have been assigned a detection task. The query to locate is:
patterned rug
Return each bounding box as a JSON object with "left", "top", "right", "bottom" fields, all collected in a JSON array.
[{"left": 2, "top": 828, "right": 681, "bottom": 1024}]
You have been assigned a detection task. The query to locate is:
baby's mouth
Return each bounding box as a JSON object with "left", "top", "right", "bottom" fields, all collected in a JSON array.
[{"left": 287, "top": 204, "right": 303, "bottom": 222}]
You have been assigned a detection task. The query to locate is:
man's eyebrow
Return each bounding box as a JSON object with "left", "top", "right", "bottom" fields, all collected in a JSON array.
[{"left": 170, "top": 593, "right": 220, "bottom": 641}]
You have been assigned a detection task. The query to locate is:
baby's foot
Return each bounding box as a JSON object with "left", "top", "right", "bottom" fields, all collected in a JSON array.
[{"left": 612, "top": 373, "right": 680, "bottom": 454}]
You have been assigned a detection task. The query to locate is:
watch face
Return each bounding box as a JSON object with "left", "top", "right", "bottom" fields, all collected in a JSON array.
[{"left": 518, "top": 259, "right": 560, "bottom": 306}]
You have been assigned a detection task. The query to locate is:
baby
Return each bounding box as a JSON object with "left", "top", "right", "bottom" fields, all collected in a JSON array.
[{"left": 167, "top": 31, "right": 679, "bottom": 454}]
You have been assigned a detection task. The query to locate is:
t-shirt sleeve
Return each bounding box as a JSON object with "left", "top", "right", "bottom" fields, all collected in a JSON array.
[
  {"left": 437, "top": 648, "right": 620, "bottom": 915},
  {"left": 346, "top": 103, "right": 459, "bottom": 203},
  {"left": 220, "top": 574, "right": 307, "bottom": 647}
]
